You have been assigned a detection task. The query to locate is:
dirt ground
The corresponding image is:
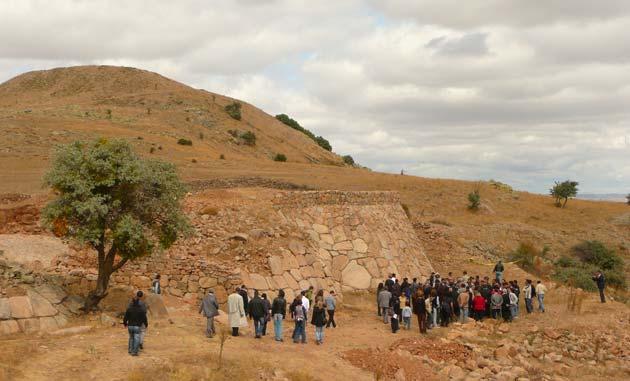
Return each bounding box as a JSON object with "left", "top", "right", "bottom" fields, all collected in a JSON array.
[{"left": 1, "top": 283, "right": 628, "bottom": 381}]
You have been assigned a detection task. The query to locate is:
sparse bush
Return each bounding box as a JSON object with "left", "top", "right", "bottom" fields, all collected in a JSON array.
[
  {"left": 149, "top": 147, "right": 155, "bottom": 154},
  {"left": 554, "top": 266, "right": 597, "bottom": 291},
  {"left": 225, "top": 102, "right": 242, "bottom": 120},
  {"left": 147, "top": 108, "right": 151, "bottom": 115},
  {"left": 105, "top": 109, "right": 112, "bottom": 119},
  {"left": 191, "top": 159, "right": 197, "bottom": 163},
  {"left": 489, "top": 179, "right": 513, "bottom": 192},
  {"left": 572, "top": 240, "right": 622, "bottom": 270},
  {"left": 550, "top": 180, "right": 578, "bottom": 208},
  {"left": 342, "top": 155, "right": 355, "bottom": 166},
  {"left": 227, "top": 129, "right": 238, "bottom": 138},
  {"left": 273, "top": 153, "right": 287, "bottom": 162},
  {"left": 240, "top": 131, "right": 256, "bottom": 146},
  {"left": 553, "top": 240, "right": 626, "bottom": 291},
  {"left": 158, "top": 145, "right": 162, "bottom": 150},
  {"left": 199, "top": 132, "right": 204, "bottom": 140},
  {"left": 468, "top": 189, "right": 481, "bottom": 210},
  {"left": 219, "top": 154, "right": 225, "bottom": 160},
  {"left": 626, "top": 193, "right": 630, "bottom": 205},
  {"left": 137, "top": 136, "right": 143, "bottom": 140},
  {"left": 275, "top": 113, "right": 332, "bottom": 151},
  {"left": 177, "top": 138, "right": 192, "bottom": 146},
  {"left": 509, "top": 242, "right": 549, "bottom": 276}
]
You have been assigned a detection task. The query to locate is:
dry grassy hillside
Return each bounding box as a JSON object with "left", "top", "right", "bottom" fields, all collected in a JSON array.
[
  {"left": 0, "top": 65, "right": 628, "bottom": 271},
  {"left": 0, "top": 65, "right": 343, "bottom": 192}
]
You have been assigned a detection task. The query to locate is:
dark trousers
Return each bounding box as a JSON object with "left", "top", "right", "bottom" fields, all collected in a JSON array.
[
  {"left": 599, "top": 288, "right": 606, "bottom": 303},
  {"left": 326, "top": 310, "right": 336, "bottom": 328},
  {"left": 473, "top": 310, "right": 484, "bottom": 321},
  {"left": 525, "top": 298, "right": 533, "bottom": 313},
  {"left": 440, "top": 310, "right": 451, "bottom": 327},
  {"left": 232, "top": 327, "right": 239, "bottom": 336},
  {"left": 416, "top": 312, "right": 427, "bottom": 333}
]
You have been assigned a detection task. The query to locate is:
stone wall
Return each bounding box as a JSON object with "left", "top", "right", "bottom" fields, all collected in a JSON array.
[{"left": 105, "top": 190, "right": 433, "bottom": 304}]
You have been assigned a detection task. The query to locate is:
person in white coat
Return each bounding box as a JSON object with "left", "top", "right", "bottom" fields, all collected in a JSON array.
[{"left": 228, "top": 287, "right": 245, "bottom": 336}]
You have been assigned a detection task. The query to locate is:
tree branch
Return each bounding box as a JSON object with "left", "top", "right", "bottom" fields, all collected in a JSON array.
[{"left": 111, "top": 257, "right": 129, "bottom": 272}]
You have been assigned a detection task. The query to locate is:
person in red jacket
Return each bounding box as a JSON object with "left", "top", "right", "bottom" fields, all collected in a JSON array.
[{"left": 472, "top": 291, "right": 486, "bottom": 321}]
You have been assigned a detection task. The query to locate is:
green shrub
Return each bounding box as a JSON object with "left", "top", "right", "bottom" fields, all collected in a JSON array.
[
  {"left": 240, "top": 131, "right": 256, "bottom": 146},
  {"left": 225, "top": 102, "right": 242, "bottom": 120},
  {"left": 468, "top": 190, "right": 480, "bottom": 210},
  {"left": 275, "top": 113, "right": 332, "bottom": 151},
  {"left": 177, "top": 138, "right": 193, "bottom": 146},
  {"left": 509, "top": 243, "right": 544, "bottom": 275},
  {"left": 554, "top": 267, "right": 598, "bottom": 291},
  {"left": 571, "top": 240, "right": 622, "bottom": 270},
  {"left": 604, "top": 270, "right": 627, "bottom": 289},
  {"left": 342, "top": 155, "right": 355, "bottom": 166},
  {"left": 273, "top": 153, "right": 287, "bottom": 162},
  {"left": 555, "top": 256, "right": 578, "bottom": 268}
]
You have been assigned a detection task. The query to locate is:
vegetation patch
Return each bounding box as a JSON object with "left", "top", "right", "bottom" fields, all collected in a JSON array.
[
  {"left": 225, "top": 102, "right": 242, "bottom": 120},
  {"left": 275, "top": 113, "right": 332, "bottom": 151},
  {"left": 273, "top": 153, "right": 287, "bottom": 162},
  {"left": 342, "top": 155, "right": 355, "bottom": 166},
  {"left": 554, "top": 240, "right": 626, "bottom": 291},
  {"left": 177, "top": 138, "right": 193, "bottom": 146},
  {"left": 240, "top": 131, "right": 256, "bottom": 146}
]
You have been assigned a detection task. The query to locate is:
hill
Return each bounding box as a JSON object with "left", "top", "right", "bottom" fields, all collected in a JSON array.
[{"left": 0, "top": 65, "right": 342, "bottom": 193}]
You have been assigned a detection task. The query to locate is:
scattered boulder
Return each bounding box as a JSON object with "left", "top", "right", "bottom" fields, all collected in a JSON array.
[{"left": 27, "top": 291, "right": 58, "bottom": 317}]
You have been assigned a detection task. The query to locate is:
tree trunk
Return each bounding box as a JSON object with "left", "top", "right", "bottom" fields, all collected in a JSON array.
[
  {"left": 83, "top": 245, "right": 128, "bottom": 312},
  {"left": 83, "top": 266, "right": 112, "bottom": 312}
]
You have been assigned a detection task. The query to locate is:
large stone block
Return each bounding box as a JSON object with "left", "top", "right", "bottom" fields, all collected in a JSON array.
[
  {"left": 39, "top": 316, "right": 59, "bottom": 332},
  {"left": 333, "top": 241, "right": 353, "bottom": 251},
  {"left": 283, "top": 272, "right": 299, "bottom": 290},
  {"left": 36, "top": 284, "right": 67, "bottom": 305},
  {"left": 288, "top": 240, "right": 305, "bottom": 255},
  {"left": 17, "top": 318, "right": 40, "bottom": 334},
  {"left": 320, "top": 234, "right": 334, "bottom": 245},
  {"left": 331, "top": 255, "right": 349, "bottom": 278},
  {"left": 352, "top": 239, "right": 368, "bottom": 253},
  {"left": 0, "top": 299, "right": 10, "bottom": 320},
  {"left": 268, "top": 256, "right": 283, "bottom": 275},
  {"left": 9, "top": 296, "right": 33, "bottom": 319},
  {"left": 28, "top": 291, "right": 58, "bottom": 317},
  {"left": 0, "top": 320, "right": 20, "bottom": 335},
  {"left": 331, "top": 226, "right": 347, "bottom": 242},
  {"left": 299, "top": 266, "right": 313, "bottom": 279},
  {"left": 341, "top": 261, "right": 372, "bottom": 290},
  {"left": 273, "top": 275, "right": 288, "bottom": 289},
  {"left": 289, "top": 268, "right": 303, "bottom": 282},
  {"left": 199, "top": 277, "right": 218, "bottom": 288},
  {"left": 249, "top": 273, "right": 269, "bottom": 291},
  {"left": 312, "top": 224, "right": 329, "bottom": 234},
  {"left": 281, "top": 252, "right": 299, "bottom": 271}
]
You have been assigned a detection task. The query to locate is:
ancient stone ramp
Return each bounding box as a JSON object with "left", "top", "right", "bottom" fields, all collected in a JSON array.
[{"left": 239, "top": 191, "right": 434, "bottom": 298}]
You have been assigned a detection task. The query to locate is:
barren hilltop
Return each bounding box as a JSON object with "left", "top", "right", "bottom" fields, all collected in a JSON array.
[{"left": 0, "top": 66, "right": 628, "bottom": 381}]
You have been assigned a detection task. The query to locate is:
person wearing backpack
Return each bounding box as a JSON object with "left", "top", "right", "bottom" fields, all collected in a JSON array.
[{"left": 292, "top": 299, "right": 307, "bottom": 344}]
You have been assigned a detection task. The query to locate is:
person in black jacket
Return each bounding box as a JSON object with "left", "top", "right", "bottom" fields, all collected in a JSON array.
[
  {"left": 412, "top": 290, "right": 427, "bottom": 334},
  {"left": 311, "top": 300, "right": 327, "bottom": 345},
  {"left": 248, "top": 290, "right": 266, "bottom": 338},
  {"left": 271, "top": 290, "right": 287, "bottom": 342},
  {"left": 238, "top": 285, "right": 249, "bottom": 317},
  {"left": 592, "top": 271, "right": 606, "bottom": 303},
  {"left": 124, "top": 298, "right": 148, "bottom": 356},
  {"left": 261, "top": 293, "right": 271, "bottom": 336}
]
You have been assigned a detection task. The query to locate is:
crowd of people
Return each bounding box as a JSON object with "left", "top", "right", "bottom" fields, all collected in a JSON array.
[
  {"left": 124, "top": 262, "right": 611, "bottom": 356},
  {"left": 376, "top": 262, "right": 550, "bottom": 334},
  {"left": 214, "top": 285, "right": 338, "bottom": 345}
]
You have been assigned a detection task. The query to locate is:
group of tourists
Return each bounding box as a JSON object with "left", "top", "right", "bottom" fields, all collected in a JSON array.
[
  {"left": 202, "top": 284, "right": 338, "bottom": 345},
  {"left": 376, "top": 263, "right": 550, "bottom": 334},
  {"left": 124, "top": 263, "right": 609, "bottom": 356}
]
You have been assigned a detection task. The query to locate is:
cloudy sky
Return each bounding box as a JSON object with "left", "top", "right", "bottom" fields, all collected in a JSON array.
[{"left": 1, "top": 0, "right": 629, "bottom": 194}]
